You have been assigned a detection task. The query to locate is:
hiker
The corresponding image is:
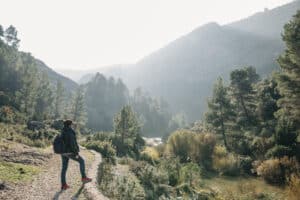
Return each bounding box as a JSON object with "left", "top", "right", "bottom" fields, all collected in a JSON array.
[{"left": 60, "top": 120, "right": 91, "bottom": 190}]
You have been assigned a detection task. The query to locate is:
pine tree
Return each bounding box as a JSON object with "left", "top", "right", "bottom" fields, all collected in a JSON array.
[
  {"left": 33, "top": 74, "right": 53, "bottom": 121},
  {"left": 255, "top": 76, "right": 281, "bottom": 136},
  {"left": 230, "top": 66, "right": 259, "bottom": 128},
  {"left": 205, "top": 77, "right": 233, "bottom": 149},
  {"left": 70, "top": 86, "right": 87, "bottom": 126},
  {"left": 4, "top": 25, "right": 20, "bottom": 49},
  {"left": 54, "top": 80, "right": 64, "bottom": 119},
  {"left": 114, "top": 105, "right": 141, "bottom": 144},
  {"left": 14, "top": 53, "right": 40, "bottom": 118},
  {"left": 114, "top": 105, "right": 143, "bottom": 156},
  {"left": 276, "top": 11, "right": 300, "bottom": 128}
]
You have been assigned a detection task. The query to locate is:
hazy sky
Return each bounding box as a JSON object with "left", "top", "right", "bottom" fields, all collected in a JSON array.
[{"left": 0, "top": 0, "right": 293, "bottom": 71}]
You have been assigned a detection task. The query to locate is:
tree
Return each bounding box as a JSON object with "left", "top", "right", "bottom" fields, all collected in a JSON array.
[
  {"left": 205, "top": 77, "right": 234, "bottom": 149},
  {"left": 33, "top": 74, "right": 54, "bottom": 121},
  {"left": 70, "top": 86, "right": 87, "bottom": 126},
  {"left": 16, "top": 54, "right": 38, "bottom": 117},
  {"left": 131, "top": 87, "right": 172, "bottom": 137},
  {"left": 54, "top": 80, "right": 64, "bottom": 119},
  {"left": 254, "top": 76, "right": 281, "bottom": 138},
  {"left": 114, "top": 105, "right": 144, "bottom": 156},
  {"left": 230, "top": 66, "right": 259, "bottom": 127},
  {"left": 0, "top": 25, "right": 3, "bottom": 37},
  {"left": 275, "top": 10, "right": 300, "bottom": 128},
  {"left": 4, "top": 25, "right": 20, "bottom": 49},
  {"left": 85, "top": 73, "right": 128, "bottom": 131}
]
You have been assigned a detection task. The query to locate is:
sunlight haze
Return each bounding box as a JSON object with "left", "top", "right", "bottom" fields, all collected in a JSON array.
[{"left": 0, "top": 0, "right": 293, "bottom": 71}]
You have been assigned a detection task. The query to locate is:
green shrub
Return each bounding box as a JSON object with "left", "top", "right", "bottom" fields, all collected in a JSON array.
[
  {"left": 266, "top": 145, "right": 295, "bottom": 158},
  {"left": 0, "top": 106, "right": 14, "bottom": 123},
  {"left": 98, "top": 161, "right": 146, "bottom": 200},
  {"left": 84, "top": 140, "right": 116, "bottom": 164},
  {"left": 166, "top": 130, "right": 194, "bottom": 162},
  {"left": 129, "top": 160, "right": 170, "bottom": 199},
  {"left": 178, "top": 163, "right": 202, "bottom": 187},
  {"left": 166, "top": 130, "right": 216, "bottom": 168},
  {"left": 140, "top": 147, "right": 160, "bottom": 164},
  {"left": 239, "top": 156, "right": 253, "bottom": 174},
  {"left": 158, "top": 158, "right": 181, "bottom": 187},
  {"left": 190, "top": 133, "right": 216, "bottom": 168},
  {"left": 213, "top": 153, "right": 240, "bottom": 176}
]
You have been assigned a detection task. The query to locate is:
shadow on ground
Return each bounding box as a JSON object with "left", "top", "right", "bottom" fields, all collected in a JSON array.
[{"left": 52, "top": 184, "right": 84, "bottom": 200}]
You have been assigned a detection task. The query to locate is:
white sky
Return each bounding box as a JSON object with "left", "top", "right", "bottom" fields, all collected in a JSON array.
[{"left": 0, "top": 0, "right": 293, "bottom": 70}]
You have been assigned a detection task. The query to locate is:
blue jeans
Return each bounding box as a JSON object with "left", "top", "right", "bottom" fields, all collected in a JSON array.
[{"left": 61, "top": 154, "right": 86, "bottom": 185}]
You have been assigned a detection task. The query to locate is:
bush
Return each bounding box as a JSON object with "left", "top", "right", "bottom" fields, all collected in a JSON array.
[
  {"left": 166, "top": 130, "right": 194, "bottom": 162},
  {"left": 256, "top": 156, "right": 300, "bottom": 185},
  {"left": 250, "top": 136, "right": 274, "bottom": 158},
  {"left": 287, "top": 173, "right": 300, "bottom": 200},
  {"left": 98, "top": 161, "right": 146, "bottom": 200},
  {"left": 129, "top": 160, "right": 170, "bottom": 199},
  {"left": 140, "top": 147, "right": 160, "bottom": 164},
  {"left": 213, "top": 152, "right": 240, "bottom": 176},
  {"left": 190, "top": 133, "right": 216, "bottom": 168},
  {"left": 178, "top": 163, "right": 202, "bottom": 187},
  {"left": 0, "top": 106, "right": 14, "bottom": 123},
  {"left": 158, "top": 158, "right": 181, "bottom": 187},
  {"left": 239, "top": 156, "right": 253, "bottom": 174},
  {"left": 166, "top": 130, "right": 216, "bottom": 168},
  {"left": 84, "top": 140, "right": 116, "bottom": 164},
  {"left": 266, "top": 145, "right": 296, "bottom": 158},
  {"left": 51, "top": 120, "right": 64, "bottom": 130},
  {"left": 256, "top": 158, "right": 284, "bottom": 184}
]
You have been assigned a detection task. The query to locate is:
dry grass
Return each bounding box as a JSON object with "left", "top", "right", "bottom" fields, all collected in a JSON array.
[{"left": 204, "top": 176, "right": 286, "bottom": 200}]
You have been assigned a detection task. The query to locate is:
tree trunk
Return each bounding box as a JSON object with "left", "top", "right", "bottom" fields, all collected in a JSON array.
[{"left": 239, "top": 94, "right": 251, "bottom": 123}]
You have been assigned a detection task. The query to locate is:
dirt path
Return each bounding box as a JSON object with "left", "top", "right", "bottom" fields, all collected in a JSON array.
[{"left": 0, "top": 147, "right": 107, "bottom": 200}]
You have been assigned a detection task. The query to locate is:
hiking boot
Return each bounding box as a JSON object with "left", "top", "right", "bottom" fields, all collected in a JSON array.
[
  {"left": 81, "top": 177, "right": 92, "bottom": 183},
  {"left": 61, "top": 184, "right": 70, "bottom": 190}
]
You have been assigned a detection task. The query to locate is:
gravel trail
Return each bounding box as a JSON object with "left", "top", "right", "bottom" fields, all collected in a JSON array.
[{"left": 0, "top": 147, "right": 107, "bottom": 200}]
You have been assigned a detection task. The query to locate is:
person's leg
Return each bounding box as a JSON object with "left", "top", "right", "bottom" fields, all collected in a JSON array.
[
  {"left": 69, "top": 154, "right": 86, "bottom": 178},
  {"left": 61, "top": 155, "right": 69, "bottom": 185}
]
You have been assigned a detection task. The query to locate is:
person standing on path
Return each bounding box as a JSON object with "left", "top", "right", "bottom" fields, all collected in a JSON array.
[{"left": 60, "top": 120, "right": 92, "bottom": 190}]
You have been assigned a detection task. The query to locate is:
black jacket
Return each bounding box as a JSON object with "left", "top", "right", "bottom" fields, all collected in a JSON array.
[{"left": 61, "top": 127, "right": 79, "bottom": 154}]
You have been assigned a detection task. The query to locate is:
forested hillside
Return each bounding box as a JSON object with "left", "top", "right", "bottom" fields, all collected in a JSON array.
[
  {"left": 81, "top": 11, "right": 300, "bottom": 199},
  {"left": 0, "top": 25, "right": 78, "bottom": 122},
  {"left": 84, "top": 0, "right": 300, "bottom": 122}
]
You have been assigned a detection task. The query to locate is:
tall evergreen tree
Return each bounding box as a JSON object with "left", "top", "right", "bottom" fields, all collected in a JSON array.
[
  {"left": 54, "top": 80, "right": 64, "bottom": 119},
  {"left": 85, "top": 73, "right": 128, "bottom": 131},
  {"left": 4, "top": 25, "right": 20, "bottom": 49},
  {"left": 70, "top": 86, "right": 87, "bottom": 126},
  {"left": 114, "top": 105, "right": 141, "bottom": 147},
  {"left": 16, "top": 55, "right": 38, "bottom": 117},
  {"left": 276, "top": 11, "right": 300, "bottom": 128},
  {"left": 33, "top": 74, "right": 53, "bottom": 121},
  {"left": 205, "top": 77, "right": 233, "bottom": 149},
  {"left": 0, "top": 25, "right": 3, "bottom": 37},
  {"left": 230, "top": 66, "right": 259, "bottom": 128}
]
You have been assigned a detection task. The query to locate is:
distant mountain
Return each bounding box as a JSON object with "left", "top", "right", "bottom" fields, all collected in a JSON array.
[
  {"left": 228, "top": 0, "right": 299, "bottom": 39},
  {"left": 125, "top": 23, "right": 282, "bottom": 121},
  {"left": 35, "top": 60, "right": 78, "bottom": 91},
  {"left": 77, "top": 1, "right": 300, "bottom": 122}
]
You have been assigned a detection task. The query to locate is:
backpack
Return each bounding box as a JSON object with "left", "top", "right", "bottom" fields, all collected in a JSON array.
[{"left": 53, "top": 134, "right": 65, "bottom": 154}]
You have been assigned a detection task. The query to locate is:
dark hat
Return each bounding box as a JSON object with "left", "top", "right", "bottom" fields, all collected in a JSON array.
[{"left": 64, "top": 120, "right": 73, "bottom": 127}]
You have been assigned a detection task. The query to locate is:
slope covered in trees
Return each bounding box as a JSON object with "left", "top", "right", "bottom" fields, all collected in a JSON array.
[
  {"left": 81, "top": 11, "right": 300, "bottom": 199},
  {"left": 82, "top": 1, "right": 300, "bottom": 122}
]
